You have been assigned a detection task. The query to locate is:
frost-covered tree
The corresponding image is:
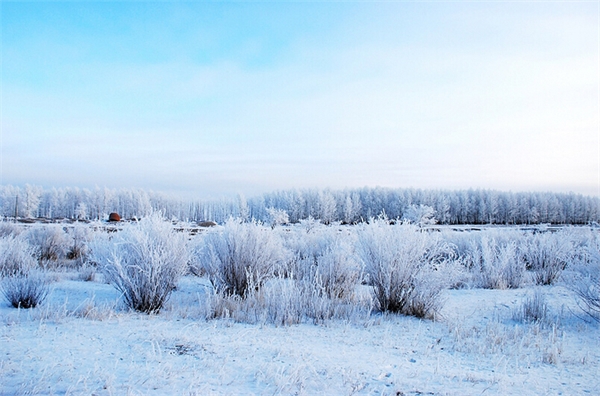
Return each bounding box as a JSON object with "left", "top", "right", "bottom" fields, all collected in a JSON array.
[
  {"left": 287, "top": 189, "right": 306, "bottom": 223},
  {"left": 266, "top": 207, "right": 289, "bottom": 228},
  {"left": 75, "top": 202, "right": 88, "bottom": 220},
  {"left": 23, "top": 184, "right": 43, "bottom": 218},
  {"left": 2, "top": 185, "right": 599, "bottom": 225},
  {"left": 318, "top": 190, "right": 337, "bottom": 225},
  {"left": 0, "top": 185, "right": 21, "bottom": 218},
  {"left": 402, "top": 204, "right": 437, "bottom": 226},
  {"left": 343, "top": 193, "right": 362, "bottom": 224},
  {"left": 237, "top": 194, "right": 250, "bottom": 222}
]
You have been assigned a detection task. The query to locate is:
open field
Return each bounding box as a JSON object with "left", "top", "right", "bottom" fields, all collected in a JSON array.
[
  {"left": 1, "top": 219, "right": 599, "bottom": 395},
  {"left": 1, "top": 276, "right": 598, "bottom": 395}
]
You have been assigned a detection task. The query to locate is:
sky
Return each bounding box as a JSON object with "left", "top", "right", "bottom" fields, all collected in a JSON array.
[{"left": 1, "top": 1, "right": 598, "bottom": 199}]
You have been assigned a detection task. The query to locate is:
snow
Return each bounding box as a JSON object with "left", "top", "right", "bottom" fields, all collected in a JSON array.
[{"left": 1, "top": 274, "right": 598, "bottom": 395}]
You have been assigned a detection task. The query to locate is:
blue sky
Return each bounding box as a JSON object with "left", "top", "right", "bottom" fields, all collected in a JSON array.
[{"left": 1, "top": 1, "right": 598, "bottom": 199}]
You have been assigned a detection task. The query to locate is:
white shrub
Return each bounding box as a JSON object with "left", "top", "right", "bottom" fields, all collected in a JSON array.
[
  {"left": 574, "top": 275, "right": 600, "bottom": 322},
  {"left": 1, "top": 270, "right": 49, "bottom": 309},
  {"left": 91, "top": 213, "right": 189, "bottom": 314},
  {"left": 192, "top": 225, "right": 371, "bottom": 325},
  {"left": 310, "top": 241, "right": 361, "bottom": 300},
  {"left": 356, "top": 220, "right": 452, "bottom": 318},
  {"left": 194, "top": 219, "right": 289, "bottom": 297},
  {"left": 282, "top": 225, "right": 334, "bottom": 276},
  {"left": 570, "top": 242, "right": 600, "bottom": 322},
  {"left": 25, "top": 225, "right": 69, "bottom": 263},
  {"left": 78, "top": 263, "right": 97, "bottom": 282},
  {"left": 251, "top": 277, "right": 371, "bottom": 325},
  {"left": 266, "top": 207, "right": 290, "bottom": 229},
  {"left": 520, "top": 232, "right": 570, "bottom": 285},
  {"left": 65, "top": 223, "right": 95, "bottom": 263},
  {"left": 402, "top": 204, "right": 437, "bottom": 227},
  {"left": 249, "top": 278, "right": 304, "bottom": 326},
  {"left": 283, "top": 226, "right": 361, "bottom": 300},
  {"left": 513, "top": 289, "right": 548, "bottom": 323},
  {"left": 477, "top": 237, "right": 524, "bottom": 289},
  {"left": 197, "top": 276, "right": 373, "bottom": 326},
  {"left": 0, "top": 234, "right": 37, "bottom": 276},
  {"left": 0, "top": 221, "right": 21, "bottom": 238},
  {"left": 298, "top": 216, "right": 321, "bottom": 234}
]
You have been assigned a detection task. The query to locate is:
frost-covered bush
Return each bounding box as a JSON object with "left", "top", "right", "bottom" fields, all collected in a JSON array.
[
  {"left": 570, "top": 239, "right": 600, "bottom": 322},
  {"left": 199, "top": 275, "right": 373, "bottom": 326},
  {"left": 0, "top": 233, "right": 46, "bottom": 310},
  {"left": 266, "top": 207, "right": 290, "bottom": 229},
  {"left": 78, "top": 263, "right": 97, "bottom": 282},
  {"left": 197, "top": 278, "right": 303, "bottom": 325},
  {"left": 282, "top": 224, "right": 332, "bottom": 274},
  {"left": 298, "top": 216, "right": 320, "bottom": 234},
  {"left": 477, "top": 237, "right": 524, "bottom": 289},
  {"left": 247, "top": 277, "right": 304, "bottom": 325},
  {"left": 310, "top": 241, "right": 360, "bottom": 299},
  {"left": 449, "top": 230, "right": 526, "bottom": 289},
  {"left": 520, "top": 232, "right": 570, "bottom": 285},
  {"left": 574, "top": 275, "right": 600, "bottom": 322},
  {"left": 0, "top": 221, "right": 21, "bottom": 238},
  {"left": 568, "top": 228, "right": 598, "bottom": 266},
  {"left": 25, "top": 225, "right": 69, "bottom": 263},
  {"left": 1, "top": 271, "right": 49, "bottom": 308},
  {"left": 401, "top": 204, "right": 437, "bottom": 227},
  {"left": 91, "top": 213, "right": 189, "bottom": 314},
  {"left": 251, "top": 276, "right": 371, "bottom": 325},
  {"left": 65, "top": 223, "right": 94, "bottom": 263},
  {"left": 194, "top": 219, "right": 289, "bottom": 297},
  {"left": 0, "top": 235, "right": 37, "bottom": 276},
  {"left": 513, "top": 289, "right": 548, "bottom": 323},
  {"left": 283, "top": 226, "right": 360, "bottom": 300},
  {"left": 356, "top": 220, "right": 453, "bottom": 318},
  {"left": 193, "top": 224, "right": 369, "bottom": 325}
]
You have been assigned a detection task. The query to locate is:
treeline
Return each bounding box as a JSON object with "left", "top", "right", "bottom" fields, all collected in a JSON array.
[
  {"left": 0, "top": 185, "right": 231, "bottom": 222},
  {"left": 1, "top": 185, "right": 599, "bottom": 225},
  {"left": 253, "top": 188, "right": 600, "bottom": 225}
]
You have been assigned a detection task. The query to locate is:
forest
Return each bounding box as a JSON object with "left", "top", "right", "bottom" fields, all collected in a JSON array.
[{"left": 1, "top": 184, "right": 599, "bottom": 225}]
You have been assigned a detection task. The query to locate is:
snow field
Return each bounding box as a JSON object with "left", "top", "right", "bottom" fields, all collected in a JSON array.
[
  {"left": 1, "top": 219, "right": 599, "bottom": 394},
  {"left": 1, "top": 277, "right": 598, "bottom": 395}
]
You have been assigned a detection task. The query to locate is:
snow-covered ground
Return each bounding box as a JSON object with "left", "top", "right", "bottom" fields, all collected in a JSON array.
[{"left": 1, "top": 273, "right": 598, "bottom": 395}]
